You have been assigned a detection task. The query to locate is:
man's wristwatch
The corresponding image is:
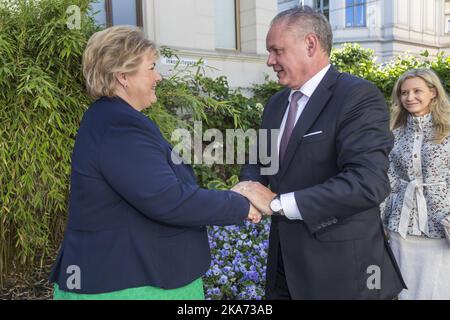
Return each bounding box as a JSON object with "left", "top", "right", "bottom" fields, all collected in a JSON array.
[{"left": 270, "top": 195, "right": 285, "bottom": 216}]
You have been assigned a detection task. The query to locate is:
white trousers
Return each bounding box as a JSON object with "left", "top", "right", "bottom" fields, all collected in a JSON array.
[{"left": 388, "top": 230, "right": 450, "bottom": 300}]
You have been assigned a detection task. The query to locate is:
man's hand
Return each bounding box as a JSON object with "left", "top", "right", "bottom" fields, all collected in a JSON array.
[{"left": 232, "top": 181, "right": 276, "bottom": 215}]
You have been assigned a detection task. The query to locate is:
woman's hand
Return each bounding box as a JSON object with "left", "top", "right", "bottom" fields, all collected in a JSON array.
[{"left": 247, "top": 203, "right": 262, "bottom": 224}]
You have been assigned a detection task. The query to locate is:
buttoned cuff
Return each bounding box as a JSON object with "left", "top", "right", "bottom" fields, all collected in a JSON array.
[{"left": 280, "top": 192, "right": 303, "bottom": 220}]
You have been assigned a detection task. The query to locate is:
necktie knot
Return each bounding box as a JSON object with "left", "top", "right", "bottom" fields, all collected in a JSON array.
[{"left": 290, "top": 91, "right": 303, "bottom": 107}]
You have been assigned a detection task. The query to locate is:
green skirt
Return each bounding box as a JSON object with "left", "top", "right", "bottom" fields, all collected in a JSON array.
[{"left": 53, "top": 278, "right": 205, "bottom": 300}]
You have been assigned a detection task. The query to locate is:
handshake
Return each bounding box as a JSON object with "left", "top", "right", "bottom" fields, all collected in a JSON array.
[{"left": 231, "top": 181, "right": 276, "bottom": 224}]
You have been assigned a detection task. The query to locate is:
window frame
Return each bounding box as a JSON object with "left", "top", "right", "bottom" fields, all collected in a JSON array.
[
  {"left": 214, "top": 0, "right": 241, "bottom": 51},
  {"left": 315, "top": 0, "right": 329, "bottom": 20},
  {"left": 345, "top": 0, "right": 366, "bottom": 28},
  {"left": 445, "top": 0, "right": 450, "bottom": 33},
  {"left": 103, "top": 0, "right": 143, "bottom": 28},
  {"left": 277, "top": 0, "right": 300, "bottom": 12},
  {"left": 235, "top": 0, "right": 241, "bottom": 51}
]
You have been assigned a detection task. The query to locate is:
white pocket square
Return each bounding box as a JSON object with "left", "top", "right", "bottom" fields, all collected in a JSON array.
[{"left": 303, "top": 131, "right": 323, "bottom": 138}]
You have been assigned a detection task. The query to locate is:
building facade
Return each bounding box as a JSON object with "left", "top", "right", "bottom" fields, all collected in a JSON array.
[
  {"left": 293, "top": 0, "right": 450, "bottom": 61},
  {"left": 90, "top": 0, "right": 450, "bottom": 88},
  {"left": 91, "top": 0, "right": 278, "bottom": 89}
]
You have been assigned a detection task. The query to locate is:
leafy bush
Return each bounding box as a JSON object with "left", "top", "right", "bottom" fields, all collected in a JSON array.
[
  {"left": 151, "top": 48, "right": 264, "bottom": 189},
  {"left": 0, "top": 0, "right": 96, "bottom": 286},
  {"left": 331, "top": 43, "right": 381, "bottom": 81},
  {"left": 250, "top": 74, "right": 282, "bottom": 105},
  {"left": 331, "top": 44, "right": 450, "bottom": 102}
]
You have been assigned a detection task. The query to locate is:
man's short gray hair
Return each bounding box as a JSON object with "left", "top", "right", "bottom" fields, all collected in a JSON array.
[{"left": 272, "top": 5, "right": 333, "bottom": 56}]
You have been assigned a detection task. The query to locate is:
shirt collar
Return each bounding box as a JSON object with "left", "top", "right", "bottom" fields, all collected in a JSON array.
[
  {"left": 289, "top": 64, "right": 331, "bottom": 101},
  {"left": 407, "top": 112, "right": 433, "bottom": 131}
]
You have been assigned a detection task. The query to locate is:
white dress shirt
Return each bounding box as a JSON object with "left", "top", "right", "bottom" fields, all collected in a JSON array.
[{"left": 277, "top": 64, "right": 331, "bottom": 220}]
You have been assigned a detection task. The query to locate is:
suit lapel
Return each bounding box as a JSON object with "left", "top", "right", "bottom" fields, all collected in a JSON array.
[
  {"left": 262, "top": 88, "right": 290, "bottom": 160},
  {"left": 278, "top": 66, "right": 341, "bottom": 181},
  {"left": 265, "top": 88, "right": 291, "bottom": 131}
]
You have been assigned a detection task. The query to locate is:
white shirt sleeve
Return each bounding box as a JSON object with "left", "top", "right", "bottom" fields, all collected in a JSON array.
[{"left": 280, "top": 192, "right": 303, "bottom": 220}]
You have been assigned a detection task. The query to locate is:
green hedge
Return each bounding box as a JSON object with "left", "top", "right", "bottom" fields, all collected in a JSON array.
[
  {"left": 331, "top": 43, "right": 450, "bottom": 101},
  {"left": 0, "top": 0, "right": 97, "bottom": 286},
  {"left": 1, "top": 0, "right": 449, "bottom": 290}
]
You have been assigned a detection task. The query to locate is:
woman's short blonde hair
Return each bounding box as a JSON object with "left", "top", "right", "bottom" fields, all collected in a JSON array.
[
  {"left": 391, "top": 68, "right": 450, "bottom": 143},
  {"left": 82, "top": 25, "right": 158, "bottom": 100}
]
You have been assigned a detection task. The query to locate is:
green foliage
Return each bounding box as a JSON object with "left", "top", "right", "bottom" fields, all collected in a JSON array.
[
  {"left": 0, "top": 0, "right": 97, "bottom": 286},
  {"left": 148, "top": 48, "right": 264, "bottom": 188},
  {"left": 331, "top": 43, "right": 380, "bottom": 79},
  {"left": 430, "top": 52, "right": 450, "bottom": 93},
  {"left": 332, "top": 43, "right": 450, "bottom": 103},
  {"left": 250, "top": 74, "right": 282, "bottom": 105}
]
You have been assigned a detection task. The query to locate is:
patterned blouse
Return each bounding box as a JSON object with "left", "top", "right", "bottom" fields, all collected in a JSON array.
[{"left": 381, "top": 113, "right": 450, "bottom": 239}]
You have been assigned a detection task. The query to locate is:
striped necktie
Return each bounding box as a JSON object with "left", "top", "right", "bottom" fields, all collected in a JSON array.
[{"left": 279, "top": 91, "right": 303, "bottom": 163}]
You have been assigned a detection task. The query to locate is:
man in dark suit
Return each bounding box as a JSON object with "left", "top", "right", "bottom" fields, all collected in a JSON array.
[{"left": 234, "top": 6, "right": 406, "bottom": 299}]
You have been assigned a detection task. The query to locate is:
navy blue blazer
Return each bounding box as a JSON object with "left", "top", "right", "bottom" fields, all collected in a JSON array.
[{"left": 49, "top": 96, "right": 249, "bottom": 294}]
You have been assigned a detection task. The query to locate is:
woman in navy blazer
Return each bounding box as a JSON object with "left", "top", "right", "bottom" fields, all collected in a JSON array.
[{"left": 49, "top": 26, "right": 260, "bottom": 299}]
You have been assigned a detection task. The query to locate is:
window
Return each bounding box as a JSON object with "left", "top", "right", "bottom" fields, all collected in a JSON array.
[
  {"left": 90, "top": 0, "right": 143, "bottom": 27},
  {"left": 315, "top": 0, "right": 329, "bottom": 20},
  {"left": 214, "top": 0, "right": 238, "bottom": 50},
  {"left": 346, "top": 0, "right": 366, "bottom": 27},
  {"left": 278, "top": 0, "right": 300, "bottom": 12},
  {"left": 445, "top": 0, "right": 450, "bottom": 33}
]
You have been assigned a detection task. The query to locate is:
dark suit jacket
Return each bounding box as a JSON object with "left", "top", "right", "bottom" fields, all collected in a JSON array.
[
  {"left": 49, "top": 96, "right": 249, "bottom": 294},
  {"left": 240, "top": 66, "right": 406, "bottom": 299}
]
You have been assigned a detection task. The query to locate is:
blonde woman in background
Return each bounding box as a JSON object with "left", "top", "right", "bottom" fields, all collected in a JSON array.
[{"left": 382, "top": 68, "right": 450, "bottom": 299}]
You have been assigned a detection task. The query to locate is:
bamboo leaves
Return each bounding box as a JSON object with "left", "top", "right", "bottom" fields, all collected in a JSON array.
[{"left": 0, "top": 0, "right": 93, "bottom": 286}]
